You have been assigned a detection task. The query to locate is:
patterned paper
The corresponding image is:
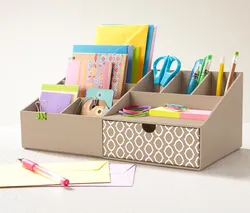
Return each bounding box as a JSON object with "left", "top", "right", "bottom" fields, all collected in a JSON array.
[
  {"left": 82, "top": 60, "right": 112, "bottom": 97},
  {"left": 103, "top": 121, "right": 201, "bottom": 168},
  {"left": 95, "top": 53, "right": 126, "bottom": 99},
  {"left": 72, "top": 53, "right": 128, "bottom": 99}
]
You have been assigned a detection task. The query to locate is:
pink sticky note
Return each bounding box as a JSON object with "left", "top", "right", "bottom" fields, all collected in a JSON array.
[
  {"left": 65, "top": 60, "right": 80, "bottom": 85},
  {"left": 181, "top": 109, "right": 211, "bottom": 120}
]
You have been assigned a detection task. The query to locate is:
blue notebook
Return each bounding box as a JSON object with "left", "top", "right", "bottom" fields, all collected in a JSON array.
[
  {"left": 72, "top": 44, "right": 134, "bottom": 83},
  {"left": 143, "top": 25, "right": 154, "bottom": 77}
]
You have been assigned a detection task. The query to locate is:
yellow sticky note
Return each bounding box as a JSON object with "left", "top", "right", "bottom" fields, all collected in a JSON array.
[
  {"left": 149, "top": 107, "right": 181, "bottom": 118},
  {"left": 0, "top": 161, "right": 110, "bottom": 188},
  {"left": 95, "top": 25, "right": 148, "bottom": 83}
]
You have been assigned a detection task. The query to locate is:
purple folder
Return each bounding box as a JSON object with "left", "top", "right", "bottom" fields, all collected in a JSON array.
[{"left": 39, "top": 91, "right": 72, "bottom": 113}]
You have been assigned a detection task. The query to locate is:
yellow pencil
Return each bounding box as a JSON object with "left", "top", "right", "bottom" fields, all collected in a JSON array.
[{"left": 216, "top": 57, "right": 225, "bottom": 96}]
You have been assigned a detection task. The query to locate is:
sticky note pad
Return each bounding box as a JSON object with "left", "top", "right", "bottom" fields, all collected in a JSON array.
[
  {"left": 39, "top": 91, "right": 73, "bottom": 113},
  {"left": 181, "top": 109, "right": 211, "bottom": 120},
  {"left": 149, "top": 107, "right": 211, "bottom": 120},
  {"left": 149, "top": 107, "right": 180, "bottom": 118},
  {"left": 41, "top": 84, "right": 79, "bottom": 102}
]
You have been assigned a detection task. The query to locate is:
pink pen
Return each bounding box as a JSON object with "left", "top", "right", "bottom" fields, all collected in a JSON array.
[{"left": 18, "top": 158, "right": 70, "bottom": 187}]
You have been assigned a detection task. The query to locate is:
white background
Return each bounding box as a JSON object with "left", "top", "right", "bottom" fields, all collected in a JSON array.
[{"left": 0, "top": 0, "right": 249, "bottom": 125}]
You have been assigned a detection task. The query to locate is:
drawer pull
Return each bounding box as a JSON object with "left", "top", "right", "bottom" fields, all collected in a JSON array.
[{"left": 142, "top": 123, "right": 156, "bottom": 133}]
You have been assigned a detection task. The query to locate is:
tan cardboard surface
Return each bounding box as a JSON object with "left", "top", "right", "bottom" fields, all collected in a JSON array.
[
  {"left": 200, "top": 72, "right": 243, "bottom": 169},
  {"left": 130, "top": 91, "right": 221, "bottom": 110},
  {"left": 20, "top": 70, "right": 243, "bottom": 171},
  {"left": 192, "top": 72, "right": 212, "bottom": 95}
]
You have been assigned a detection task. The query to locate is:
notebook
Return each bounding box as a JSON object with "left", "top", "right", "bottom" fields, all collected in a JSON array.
[
  {"left": 94, "top": 24, "right": 148, "bottom": 83},
  {"left": 65, "top": 60, "right": 81, "bottom": 86},
  {"left": 143, "top": 25, "right": 156, "bottom": 76},
  {"left": 72, "top": 44, "right": 134, "bottom": 84},
  {"left": 82, "top": 60, "right": 112, "bottom": 96},
  {"left": 148, "top": 25, "right": 157, "bottom": 72},
  {"left": 65, "top": 59, "right": 112, "bottom": 97},
  {"left": 72, "top": 53, "right": 128, "bottom": 99}
]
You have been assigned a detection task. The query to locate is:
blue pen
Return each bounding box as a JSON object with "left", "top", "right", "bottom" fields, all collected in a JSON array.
[{"left": 186, "top": 59, "right": 203, "bottom": 94}]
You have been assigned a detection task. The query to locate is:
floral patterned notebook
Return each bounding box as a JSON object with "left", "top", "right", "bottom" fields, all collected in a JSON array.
[
  {"left": 82, "top": 60, "right": 112, "bottom": 96},
  {"left": 72, "top": 53, "right": 128, "bottom": 99}
]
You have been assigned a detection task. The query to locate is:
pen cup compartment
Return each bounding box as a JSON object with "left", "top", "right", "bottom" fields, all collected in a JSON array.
[
  {"left": 161, "top": 71, "right": 212, "bottom": 95},
  {"left": 131, "top": 70, "right": 167, "bottom": 93},
  {"left": 209, "top": 71, "right": 241, "bottom": 96}
]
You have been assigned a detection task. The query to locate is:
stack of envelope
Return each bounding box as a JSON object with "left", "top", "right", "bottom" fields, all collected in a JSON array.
[{"left": 0, "top": 161, "right": 136, "bottom": 188}]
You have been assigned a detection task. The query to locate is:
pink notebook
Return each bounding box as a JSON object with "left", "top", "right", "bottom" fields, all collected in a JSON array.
[
  {"left": 65, "top": 60, "right": 81, "bottom": 85},
  {"left": 65, "top": 59, "right": 112, "bottom": 97}
]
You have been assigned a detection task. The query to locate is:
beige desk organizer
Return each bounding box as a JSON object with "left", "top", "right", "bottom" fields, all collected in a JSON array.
[{"left": 20, "top": 70, "right": 243, "bottom": 171}]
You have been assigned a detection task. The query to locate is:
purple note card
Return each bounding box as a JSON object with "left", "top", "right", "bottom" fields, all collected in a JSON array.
[{"left": 39, "top": 91, "right": 72, "bottom": 113}]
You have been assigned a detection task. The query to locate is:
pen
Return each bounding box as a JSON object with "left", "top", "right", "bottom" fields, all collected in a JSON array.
[
  {"left": 216, "top": 56, "right": 225, "bottom": 96},
  {"left": 225, "top": 51, "right": 239, "bottom": 93},
  {"left": 199, "top": 54, "right": 213, "bottom": 83},
  {"left": 186, "top": 59, "right": 203, "bottom": 94},
  {"left": 197, "top": 55, "right": 207, "bottom": 83},
  {"left": 18, "top": 158, "right": 70, "bottom": 186}
]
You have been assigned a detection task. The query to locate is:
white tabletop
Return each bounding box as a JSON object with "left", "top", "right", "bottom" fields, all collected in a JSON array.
[{"left": 0, "top": 124, "right": 250, "bottom": 213}]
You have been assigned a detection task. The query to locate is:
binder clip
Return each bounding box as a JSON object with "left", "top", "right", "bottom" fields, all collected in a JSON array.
[{"left": 35, "top": 100, "right": 47, "bottom": 120}]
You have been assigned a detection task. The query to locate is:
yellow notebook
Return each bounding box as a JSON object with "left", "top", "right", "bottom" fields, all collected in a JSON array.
[{"left": 94, "top": 25, "right": 148, "bottom": 83}]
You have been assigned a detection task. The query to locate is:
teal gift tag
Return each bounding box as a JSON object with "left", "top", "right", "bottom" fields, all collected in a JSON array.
[{"left": 86, "top": 88, "right": 114, "bottom": 109}]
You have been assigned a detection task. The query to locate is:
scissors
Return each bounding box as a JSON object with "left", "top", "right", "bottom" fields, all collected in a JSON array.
[{"left": 153, "top": 55, "right": 181, "bottom": 87}]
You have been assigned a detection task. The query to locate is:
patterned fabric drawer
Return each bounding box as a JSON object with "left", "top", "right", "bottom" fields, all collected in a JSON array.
[{"left": 103, "top": 121, "right": 200, "bottom": 168}]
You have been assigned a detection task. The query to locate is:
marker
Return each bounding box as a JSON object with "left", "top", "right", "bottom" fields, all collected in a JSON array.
[
  {"left": 225, "top": 51, "right": 239, "bottom": 93},
  {"left": 186, "top": 59, "right": 203, "bottom": 94},
  {"left": 216, "top": 56, "right": 225, "bottom": 96},
  {"left": 18, "top": 158, "right": 70, "bottom": 187},
  {"left": 199, "top": 55, "right": 213, "bottom": 83}
]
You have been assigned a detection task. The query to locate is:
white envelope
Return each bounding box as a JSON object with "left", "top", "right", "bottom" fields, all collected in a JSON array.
[{"left": 73, "top": 163, "right": 136, "bottom": 187}]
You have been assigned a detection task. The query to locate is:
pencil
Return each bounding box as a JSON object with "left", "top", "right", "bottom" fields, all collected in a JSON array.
[
  {"left": 225, "top": 51, "right": 239, "bottom": 93},
  {"left": 216, "top": 56, "right": 225, "bottom": 96}
]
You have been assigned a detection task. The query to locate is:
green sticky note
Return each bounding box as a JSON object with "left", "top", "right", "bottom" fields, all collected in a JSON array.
[
  {"left": 36, "top": 112, "right": 47, "bottom": 120},
  {"left": 41, "top": 84, "right": 79, "bottom": 93},
  {"left": 131, "top": 46, "right": 140, "bottom": 84},
  {"left": 41, "top": 84, "right": 79, "bottom": 102}
]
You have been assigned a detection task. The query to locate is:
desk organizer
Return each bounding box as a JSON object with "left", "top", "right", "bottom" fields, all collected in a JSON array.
[{"left": 20, "top": 70, "right": 243, "bottom": 171}]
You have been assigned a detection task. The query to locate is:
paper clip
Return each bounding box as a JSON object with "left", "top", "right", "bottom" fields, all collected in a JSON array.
[{"left": 35, "top": 100, "right": 48, "bottom": 120}]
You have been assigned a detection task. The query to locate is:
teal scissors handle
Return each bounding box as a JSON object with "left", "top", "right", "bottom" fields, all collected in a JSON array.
[
  {"left": 153, "top": 56, "right": 169, "bottom": 85},
  {"left": 160, "top": 56, "right": 181, "bottom": 86}
]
